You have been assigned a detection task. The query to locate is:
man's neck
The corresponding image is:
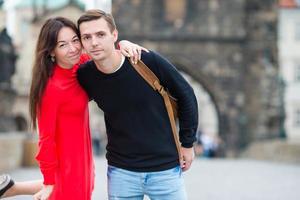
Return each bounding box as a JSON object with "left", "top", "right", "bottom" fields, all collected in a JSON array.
[{"left": 94, "top": 50, "right": 123, "bottom": 74}]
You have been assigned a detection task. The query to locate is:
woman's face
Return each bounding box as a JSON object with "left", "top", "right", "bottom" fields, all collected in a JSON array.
[{"left": 52, "top": 27, "right": 82, "bottom": 69}]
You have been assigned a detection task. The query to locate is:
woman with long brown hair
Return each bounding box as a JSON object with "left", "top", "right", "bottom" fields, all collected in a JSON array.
[
  {"left": 0, "top": 16, "right": 145, "bottom": 200},
  {"left": 30, "top": 17, "right": 94, "bottom": 200}
]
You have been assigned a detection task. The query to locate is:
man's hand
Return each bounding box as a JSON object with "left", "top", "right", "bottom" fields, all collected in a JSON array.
[
  {"left": 118, "top": 40, "right": 149, "bottom": 64},
  {"left": 33, "top": 184, "right": 53, "bottom": 200},
  {"left": 180, "top": 146, "right": 195, "bottom": 172}
]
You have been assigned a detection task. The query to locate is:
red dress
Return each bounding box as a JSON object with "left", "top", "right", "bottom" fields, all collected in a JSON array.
[{"left": 35, "top": 55, "right": 94, "bottom": 200}]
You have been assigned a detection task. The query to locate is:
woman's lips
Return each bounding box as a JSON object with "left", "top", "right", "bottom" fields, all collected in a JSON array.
[{"left": 69, "top": 52, "right": 80, "bottom": 59}]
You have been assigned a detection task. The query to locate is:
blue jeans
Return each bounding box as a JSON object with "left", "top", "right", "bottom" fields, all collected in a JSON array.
[{"left": 107, "top": 165, "right": 187, "bottom": 200}]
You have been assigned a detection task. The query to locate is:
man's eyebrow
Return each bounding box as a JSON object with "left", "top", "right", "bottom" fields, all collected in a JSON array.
[
  {"left": 81, "top": 31, "right": 106, "bottom": 36},
  {"left": 81, "top": 33, "right": 91, "bottom": 37},
  {"left": 96, "top": 31, "right": 105, "bottom": 33}
]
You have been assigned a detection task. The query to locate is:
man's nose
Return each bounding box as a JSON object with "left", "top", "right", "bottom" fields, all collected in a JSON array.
[{"left": 91, "top": 36, "right": 98, "bottom": 46}]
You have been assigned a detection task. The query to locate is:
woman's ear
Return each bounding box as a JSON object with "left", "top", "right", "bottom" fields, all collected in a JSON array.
[{"left": 50, "top": 52, "right": 56, "bottom": 62}]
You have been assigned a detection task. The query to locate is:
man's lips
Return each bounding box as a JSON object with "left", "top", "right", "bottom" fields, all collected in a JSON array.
[{"left": 90, "top": 49, "right": 103, "bottom": 54}]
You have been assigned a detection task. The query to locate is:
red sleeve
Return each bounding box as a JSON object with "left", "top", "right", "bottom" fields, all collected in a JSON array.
[
  {"left": 79, "top": 54, "right": 91, "bottom": 65},
  {"left": 35, "top": 83, "right": 60, "bottom": 185}
]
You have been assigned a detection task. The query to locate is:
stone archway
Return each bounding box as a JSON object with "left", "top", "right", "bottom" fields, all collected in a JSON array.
[
  {"left": 169, "top": 58, "right": 223, "bottom": 138},
  {"left": 171, "top": 58, "right": 225, "bottom": 156},
  {"left": 181, "top": 72, "right": 219, "bottom": 137},
  {"left": 181, "top": 71, "right": 224, "bottom": 156}
]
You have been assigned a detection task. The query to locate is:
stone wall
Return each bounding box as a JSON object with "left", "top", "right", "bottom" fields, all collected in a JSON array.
[{"left": 0, "top": 90, "right": 17, "bottom": 132}]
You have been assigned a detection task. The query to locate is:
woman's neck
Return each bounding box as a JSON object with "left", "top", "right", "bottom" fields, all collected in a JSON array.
[{"left": 56, "top": 62, "right": 73, "bottom": 69}]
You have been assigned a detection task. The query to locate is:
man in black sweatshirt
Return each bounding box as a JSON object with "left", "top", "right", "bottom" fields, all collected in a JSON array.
[{"left": 77, "top": 9, "right": 198, "bottom": 200}]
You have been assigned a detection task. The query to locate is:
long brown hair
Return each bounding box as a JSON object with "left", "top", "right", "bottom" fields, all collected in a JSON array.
[{"left": 29, "top": 17, "right": 79, "bottom": 130}]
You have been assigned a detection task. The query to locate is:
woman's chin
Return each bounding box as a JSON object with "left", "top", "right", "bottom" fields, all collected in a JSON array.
[{"left": 70, "top": 58, "right": 81, "bottom": 65}]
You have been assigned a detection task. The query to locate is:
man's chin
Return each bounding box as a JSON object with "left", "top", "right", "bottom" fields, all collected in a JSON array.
[{"left": 90, "top": 55, "right": 104, "bottom": 61}]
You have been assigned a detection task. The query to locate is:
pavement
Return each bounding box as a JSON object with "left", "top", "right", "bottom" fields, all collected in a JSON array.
[{"left": 3, "top": 156, "right": 300, "bottom": 200}]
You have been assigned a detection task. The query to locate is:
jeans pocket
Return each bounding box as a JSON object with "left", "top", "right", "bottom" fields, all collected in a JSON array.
[
  {"left": 107, "top": 165, "right": 117, "bottom": 176},
  {"left": 173, "top": 165, "right": 182, "bottom": 176}
]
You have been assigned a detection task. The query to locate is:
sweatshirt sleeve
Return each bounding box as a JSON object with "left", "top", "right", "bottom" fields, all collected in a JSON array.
[
  {"left": 35, "top": 83, "right": 60, "bottom": 185},
  {"left": 77, "top": 63, "right": 93, "bottom": 101},
  {"left": 149, "top": 51, "right": 198, "bottom": 148}
]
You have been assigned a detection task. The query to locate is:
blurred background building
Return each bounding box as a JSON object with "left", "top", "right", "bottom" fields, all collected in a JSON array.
[
  {"left": 279, "top": 0, "right": 300, "bottom": 142},
  {"left": 1, "top": 0, "right": 300, "bottom": 171}
]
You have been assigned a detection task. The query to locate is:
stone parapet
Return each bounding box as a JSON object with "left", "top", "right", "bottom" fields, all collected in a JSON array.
[
  {"left": 0, "top": 133, "right": 25, "bottom": 172},
  {"left": 241, "top": 139, "right": 300, "bottom": 164}
]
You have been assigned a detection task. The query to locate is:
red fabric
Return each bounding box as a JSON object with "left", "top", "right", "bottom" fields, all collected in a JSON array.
[{"left": 35, "top": 54, "right": 94, "bottom": 200}]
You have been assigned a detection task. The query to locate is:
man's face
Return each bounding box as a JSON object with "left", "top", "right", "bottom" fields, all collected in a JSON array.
[{"left": 79, "top": 18, "right": 118, "bottom": 62}]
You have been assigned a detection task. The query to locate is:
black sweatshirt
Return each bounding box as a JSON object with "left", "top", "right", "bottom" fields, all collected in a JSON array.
[{"left": 77, "top": 51, "right": 198, "bottom": 172}]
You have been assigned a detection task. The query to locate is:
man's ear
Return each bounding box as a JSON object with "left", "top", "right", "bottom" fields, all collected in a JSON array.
[{"left": 113, "top": 29, "right": 118, "bottom": 42}]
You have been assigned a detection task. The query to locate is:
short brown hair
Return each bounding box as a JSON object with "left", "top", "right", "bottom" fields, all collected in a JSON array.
[{"left": 77, "top": 9, "right": 117, "bottom": 33}]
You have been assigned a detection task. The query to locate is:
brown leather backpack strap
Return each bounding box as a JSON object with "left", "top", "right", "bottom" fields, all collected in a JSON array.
[
  {"left": 130, "top": 59, "right": 178, "bottom": 118},
  {"left": 158, "top": 86, "right": 183, "bottom": 161},
  {"left": 129, "top": 59, "right": 182, "bottom": 161},
  {"left": 129, "top": 59, "right": 160, "bottom": 90}
]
